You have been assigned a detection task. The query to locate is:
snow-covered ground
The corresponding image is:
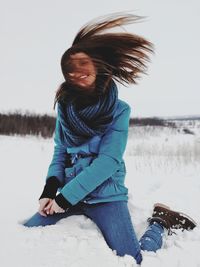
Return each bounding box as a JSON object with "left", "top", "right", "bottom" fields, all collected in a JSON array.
[{"left": 1, "top": 124, "right": 200, "bottom": 267}]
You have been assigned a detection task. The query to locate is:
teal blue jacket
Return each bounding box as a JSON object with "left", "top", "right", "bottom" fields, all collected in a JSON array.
[{"left": 46, "top": 99, "right": 131, "bottom": 205}]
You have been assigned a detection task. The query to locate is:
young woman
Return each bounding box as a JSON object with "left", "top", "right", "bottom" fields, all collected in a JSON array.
[{"left": 23, "top": 13, "right": 196, "bottom": 264}]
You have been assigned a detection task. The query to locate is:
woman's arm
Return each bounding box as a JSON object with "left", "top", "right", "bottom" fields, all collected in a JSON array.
[
  {"left": 55, "top": 105, "right": 131, "bottom": 208},
  {"left": 45, "top": 117, "right": 67, "bottom": 185},
  {"left": 39, "top": 117, "right": 67, "bottom": 200}
]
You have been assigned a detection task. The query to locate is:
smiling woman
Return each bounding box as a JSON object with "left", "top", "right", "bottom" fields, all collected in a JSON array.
[
  {"left": 66, "top": 52, "right": 97, "bottom": 90},
  {"left": 22, "top": 12, "right": 197, "bottom": 266}
]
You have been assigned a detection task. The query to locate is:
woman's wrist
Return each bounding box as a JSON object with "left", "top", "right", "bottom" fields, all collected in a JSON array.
[{"left": 54, "top": 193, "right": 73, "bottom": 210}]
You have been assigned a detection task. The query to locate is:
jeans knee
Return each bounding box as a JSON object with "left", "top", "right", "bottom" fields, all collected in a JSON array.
[
  {"left": 22, "top": 220, "right": 38, "bottom": 227},
  {"left": 22, "top": 212, "right": 50, "bottom": 227}
]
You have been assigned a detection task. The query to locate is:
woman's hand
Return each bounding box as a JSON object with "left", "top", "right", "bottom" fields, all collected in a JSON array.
[
  {"left": 38, "top": 198, "right": 53, "bottom": 217},
  {"left": 44, "top": 199, "right": 65, "bottom": 215}
]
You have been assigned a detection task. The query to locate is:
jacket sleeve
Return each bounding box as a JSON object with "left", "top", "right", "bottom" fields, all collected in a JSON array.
[
  {"left": 45, "top": 117, "right": 67, "bottom": 185},
  {"left": 59, "top": 105, "right": 131, "bottom": 205}
]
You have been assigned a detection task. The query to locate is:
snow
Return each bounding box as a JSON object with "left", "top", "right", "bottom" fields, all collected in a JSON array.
[{"left": 1, "top": 124, "right": 200, "bottom": 266}]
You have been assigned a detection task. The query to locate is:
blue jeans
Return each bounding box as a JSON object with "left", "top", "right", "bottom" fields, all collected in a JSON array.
[{"left": 23, "top": 201, "right": 164, "bottom": 264}]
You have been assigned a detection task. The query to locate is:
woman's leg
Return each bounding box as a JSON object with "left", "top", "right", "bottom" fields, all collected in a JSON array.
[
  {"left": 23, "top": 202, "right": 84, "bottom": 227},
  {"left": 82, "top": 201, "right": 143, "bottom": 264},
  {"left": 139, "top": 222, "right": 164, "bottom": 251}
]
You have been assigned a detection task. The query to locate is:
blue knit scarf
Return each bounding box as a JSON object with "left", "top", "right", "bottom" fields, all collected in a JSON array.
[{"left": 57, "top": 80, "right": 118, "bottom": 148}]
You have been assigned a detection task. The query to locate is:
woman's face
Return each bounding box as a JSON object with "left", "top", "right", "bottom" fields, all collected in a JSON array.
[{"left": 66, "top": 52, "right": 97, "bottom": 90}]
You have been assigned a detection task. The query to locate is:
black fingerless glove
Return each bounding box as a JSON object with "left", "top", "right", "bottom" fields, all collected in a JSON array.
[
  {"left": 39, "top": 176, "right": 73, "bottom": 210},
  {"left": 54, "top": 193, "right": 73, "bottom": 210},
  {"left": 39, "top": 176, "right": 61, "bottom": 200}
]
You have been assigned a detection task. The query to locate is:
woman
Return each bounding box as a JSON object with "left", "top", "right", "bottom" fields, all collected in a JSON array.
[{"left": 23, "top": 13, "right": 196, "bottom": 264}]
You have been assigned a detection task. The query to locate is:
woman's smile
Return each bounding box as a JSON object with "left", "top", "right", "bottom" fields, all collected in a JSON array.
[{"left": 69, "top": 73, "right": 91, "bottom": 81}]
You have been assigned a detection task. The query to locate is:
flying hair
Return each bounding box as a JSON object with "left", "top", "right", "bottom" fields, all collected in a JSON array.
[{"left": 54, "top": 12, "right": 154, "bottom": 109}]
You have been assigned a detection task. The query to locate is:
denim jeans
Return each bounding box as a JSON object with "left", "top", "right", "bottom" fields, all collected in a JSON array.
[{"left": 23, "top": 201, "right": 164, "bottom": 264}]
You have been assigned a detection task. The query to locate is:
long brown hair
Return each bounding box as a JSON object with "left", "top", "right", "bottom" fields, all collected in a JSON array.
[{"left": 54, "top": 12, "right": 154, "bottom": 109}]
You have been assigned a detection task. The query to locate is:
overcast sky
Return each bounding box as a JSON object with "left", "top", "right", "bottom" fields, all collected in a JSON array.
[{"left": 1, "top": 0, "right": 199, "bottom": 118}]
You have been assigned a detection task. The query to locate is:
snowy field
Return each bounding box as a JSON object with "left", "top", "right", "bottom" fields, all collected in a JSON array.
[{"left": 1, "top": 123, "right": 200, "bottom": 267}]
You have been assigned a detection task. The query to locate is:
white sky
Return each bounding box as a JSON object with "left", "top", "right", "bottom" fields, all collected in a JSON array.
[{"left": 1, "top": 0, "right": 199, "bottom": 117}]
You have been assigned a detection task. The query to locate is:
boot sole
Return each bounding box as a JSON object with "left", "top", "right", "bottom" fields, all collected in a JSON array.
[{"left": 153, "top": 202, "right": 197, "bottom": 227}]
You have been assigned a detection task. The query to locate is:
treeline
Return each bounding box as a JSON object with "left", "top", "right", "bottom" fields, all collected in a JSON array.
[
  {"left": 0, "top": 112, "right": 55, "bottom": 138},
  {"left": 129, "top": 117, "right": 176, "bottom": 128},
  {"left": 0, "top": 112, "right": 176, "bottom": 138}
]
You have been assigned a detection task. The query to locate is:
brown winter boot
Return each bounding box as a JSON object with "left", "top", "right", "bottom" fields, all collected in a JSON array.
[{"left": 148, "top": 203, "right": 197, "bottom": 235}]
